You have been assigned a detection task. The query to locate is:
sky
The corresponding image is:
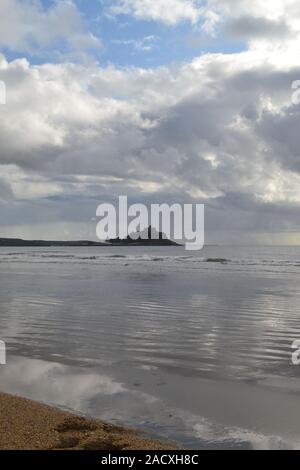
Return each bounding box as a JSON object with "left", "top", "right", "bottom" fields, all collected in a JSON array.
[{"left": 0, "top": 0, "right": 300, "bottom": 243}]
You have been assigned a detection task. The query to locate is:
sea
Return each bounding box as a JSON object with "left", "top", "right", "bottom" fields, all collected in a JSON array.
[{"left": 1, "top": 245, "right": 300, "bottom": 449}]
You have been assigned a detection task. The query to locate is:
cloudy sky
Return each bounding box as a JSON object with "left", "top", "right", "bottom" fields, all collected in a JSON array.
[{"left": 0, "top": 0, "right": 300, "bottom": 243}]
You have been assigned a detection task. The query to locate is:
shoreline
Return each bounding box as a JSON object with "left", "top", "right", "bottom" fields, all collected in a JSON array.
[{"left": 0, "top": 393, "right": 177, "bottom": 450}]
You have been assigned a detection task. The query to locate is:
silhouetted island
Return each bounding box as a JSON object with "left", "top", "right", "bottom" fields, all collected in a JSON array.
[{"left": 108, "top": 226, "right": 180, "bottom": 246}]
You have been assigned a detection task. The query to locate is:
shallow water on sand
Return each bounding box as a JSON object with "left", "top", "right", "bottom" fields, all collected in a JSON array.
[{"left": 1, "top": 245, "right": 300, "bottom": 449}]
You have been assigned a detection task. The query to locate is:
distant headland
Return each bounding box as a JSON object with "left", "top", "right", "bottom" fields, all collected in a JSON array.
[
  {"left": 0, "top": 227, "right": 180, "bottom": 247},
  {"left": 0, "top": 238, "right": 108, "bottom": 247}
]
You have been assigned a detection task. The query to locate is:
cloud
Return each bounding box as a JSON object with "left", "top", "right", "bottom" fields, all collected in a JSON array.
[
  {"left": 207, "top": 0, "right": 300, "bottom": 43},
  {"left": 258, "top": 104, "right": 300, "bottom": 175},
  {"left": 112, "top": 35, "right": 160, "bottom": 52},
  {"left": 108, "top": 0, "right": 300, "bottom": 45},
  {"left": 0, "top": 0, "right": 101, "bottom": 56},
  {"left": 0, "top": 177, "right": 13, "bottom": 200},
  {"left": 224, "top": 16, "right": 291, "bottom": 40},
  {"left": 109, "top": 0, "right": 203, "bottom": 26},
  {"left": 1, "top": 41, "right": 300, "bottom": 241}
]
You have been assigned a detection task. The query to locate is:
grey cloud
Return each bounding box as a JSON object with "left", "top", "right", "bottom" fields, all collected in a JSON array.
[
  {"left": 1, "top": 50, "right": 300, "bottom": 241},
  {"left": 224, "top": 16, "right": 291, "bottom": 40},
  {"left": 258, "top": 105, "right": 300, "bottom": 173},
  {"left": 0, "top": 178, "right": 13, "bottom": 200}
]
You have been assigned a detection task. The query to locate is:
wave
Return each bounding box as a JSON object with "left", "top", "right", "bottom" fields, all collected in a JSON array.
[
  {"left": 1, "top": 250, "right": 300, "bottom": 270},
  {"left": 205, "top": 258, "right": 228, "bottom": 263}
]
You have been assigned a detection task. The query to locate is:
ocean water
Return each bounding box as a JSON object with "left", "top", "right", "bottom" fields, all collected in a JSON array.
[{"left": 1, "top": 245, "right": 300, "bottom": 449}]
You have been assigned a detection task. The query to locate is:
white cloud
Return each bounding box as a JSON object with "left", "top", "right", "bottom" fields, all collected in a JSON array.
[
  {"left": 110, "top": 0, "right": 203, "bottom": 26},
  {"left": 112, "top": 35, "right": 160, "bottom": 52},
  {"left": 0, "top": 0, "right": 101, "bottom": 55}
]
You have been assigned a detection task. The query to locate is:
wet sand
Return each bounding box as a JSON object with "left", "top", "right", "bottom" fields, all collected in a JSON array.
[{"left": 0, "top": 393, "right": 175, "bottom": 450}]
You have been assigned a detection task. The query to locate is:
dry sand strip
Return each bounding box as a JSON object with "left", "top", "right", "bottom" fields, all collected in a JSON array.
[{"left": 0, "top": 393, "right": 176, "bottom": 450}]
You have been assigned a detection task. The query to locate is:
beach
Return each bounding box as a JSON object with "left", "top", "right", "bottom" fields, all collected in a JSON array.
[{"left": 0, "top": 393, "right": 174, "bottom": 450}]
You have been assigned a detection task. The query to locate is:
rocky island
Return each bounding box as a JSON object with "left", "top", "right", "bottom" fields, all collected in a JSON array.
[{"left": 107, "top": 226, "right": 180, "bottom": 246}]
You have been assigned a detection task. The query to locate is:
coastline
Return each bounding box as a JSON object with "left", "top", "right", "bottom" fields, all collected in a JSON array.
[{"left": 0, "top": 393, "right": 176, "bottom": 450}]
